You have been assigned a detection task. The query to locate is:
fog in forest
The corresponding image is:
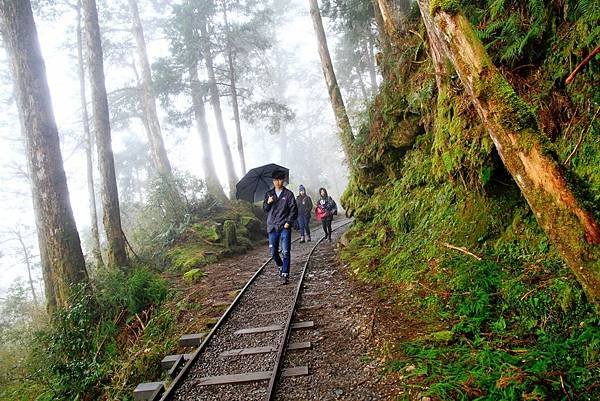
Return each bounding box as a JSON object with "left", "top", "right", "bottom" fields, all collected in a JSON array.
[{"left": 0, "top": 0, "right": 374, "bottom": 297}]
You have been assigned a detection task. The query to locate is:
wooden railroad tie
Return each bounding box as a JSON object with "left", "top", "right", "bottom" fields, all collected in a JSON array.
[
  {"left": 179, "top": 333, "right": 206, "bottom": 347},
  {"left": 133, "top": 381, "right": 165, "bottom": 401},
  {"left": 220, "top": 342, "right": 311, "bottom": 357},
  {"left": 194, "top": 366, "right": 309, "bottom": 386},
  {"left": 161, "top": 353, "right": 193, "bottom": 370},
  {"left": 234, "top": 321, "right": 314, "bottom": 335}
]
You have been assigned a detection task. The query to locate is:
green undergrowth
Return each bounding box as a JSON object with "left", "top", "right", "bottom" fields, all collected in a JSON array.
[
  {"left": 341, "top": 3, "right": 599, "bottom": 399},
  {"left": 0, "top": 266, "right": 180, "bottom": 401},
  {"left": 1, "top": 190, "right": 268, "bottom": 401}
]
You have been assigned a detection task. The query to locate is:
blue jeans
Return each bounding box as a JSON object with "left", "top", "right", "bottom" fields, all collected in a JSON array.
[
  {"left": 268, "top": 228, "right": 291, "bottom": 275},
  {"left": 298, "top": 215, "right": 311, "bottom": 237}
]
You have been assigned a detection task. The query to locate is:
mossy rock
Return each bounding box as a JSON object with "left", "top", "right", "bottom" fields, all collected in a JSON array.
[
  {"left": 167, "top": 244, "right": 209, "bottom": 271},
  {"left": 223, "top": 220, "right": 237, "bottom": 247},
  {"left": 193, "top": 222, "right": 221, "bottom": 242},
  {"left": 389, "top": 115, "right": 423, "bottom": 149},
  {"left": 183, "top": 268, "right": 206, "bottom": 282},
  {"left": 429, "top": 330, "right": 454, "bottom": 344}
]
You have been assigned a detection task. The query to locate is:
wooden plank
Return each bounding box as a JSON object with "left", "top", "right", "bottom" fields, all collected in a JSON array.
[
  {"left": 292, "top": 321, "right": 314, "bottom": 329},
  {"left": 287, "top": 341, "right": 311, "bottom": 350},
  {"left": 220, "top": 346, "right": 276, "bottom": 357},
  {"left": 196, "top": 367, "right": 309, "bottom": 386},
  {"left": 167, "top": 355, "right": 185, "bottom": 378},
  {"left": 282, "top": 366, "right": 309, "bottom": 377},
  {"left": 197, "top": 371, "right": 271, "bottom": 386},
  {"left": 133, "top": 382, "right": 165, "bottom": 401},
  {"left": 234, "top": 324, "right": 283, "bottom": 335},
  {"left": 179, "top": 333, "right": 205, "bottom": 347},
  {"left": 298, "top": 305, "right": 321, "bottom": 311},
  {"left": 160, "top": 353, "right": 192, "bottom": 370}
]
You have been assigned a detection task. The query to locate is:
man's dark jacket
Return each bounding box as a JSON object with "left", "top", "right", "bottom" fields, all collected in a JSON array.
[{"left": 263, "top": 187, "right": 298, "bottom": 233}]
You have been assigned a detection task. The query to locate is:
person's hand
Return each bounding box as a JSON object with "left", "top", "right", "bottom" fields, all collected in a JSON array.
[
  {"left": 267, "top": 195, "right": 274, "bottom": 204},
  {"left": 284, "top": 223, "right": 290, "bottom": 229}
]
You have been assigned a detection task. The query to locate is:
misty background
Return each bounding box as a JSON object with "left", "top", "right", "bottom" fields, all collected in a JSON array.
[{"left": 0, "top": 0, "right": 377, "bottom": 298}]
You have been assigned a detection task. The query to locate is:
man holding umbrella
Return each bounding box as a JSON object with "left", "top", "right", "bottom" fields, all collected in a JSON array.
[{"left": 263, "top": 170, "right": 298, "bottom": 284}]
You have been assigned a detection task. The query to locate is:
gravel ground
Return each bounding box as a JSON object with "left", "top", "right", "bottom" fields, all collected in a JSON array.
[
  {"left": 274, "top": 226, "right": 402, "bottom": 401},
  {"left": 169, "top": 220, "right": 352, "bottom": 401}
]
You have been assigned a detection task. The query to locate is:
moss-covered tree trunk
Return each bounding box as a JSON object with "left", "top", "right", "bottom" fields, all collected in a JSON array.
[
  {"left": 0, "top": 0, "right": 89, "bottom": 311},
  {"left": 83, "top": 0, "right": 128, "bottom": 268},
  {"left": 417, "top": 0, "right": 600, "bottom": 306},
  {"left": 76, "top": 0, "right": 103, "bottom": 269},
  {"left": 307, "top": 0, "right": 354, "bottom": 159}
]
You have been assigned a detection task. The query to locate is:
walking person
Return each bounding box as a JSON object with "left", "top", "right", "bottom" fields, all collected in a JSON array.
[
  {"left": 263, "top": 170, "right": 298, "bottom": 284},
  {"left": 315, "top": 187, "right": 337, "bottom": 242},
  {"left": 296, "top": 185, "right": 313, "bottom": 243}
]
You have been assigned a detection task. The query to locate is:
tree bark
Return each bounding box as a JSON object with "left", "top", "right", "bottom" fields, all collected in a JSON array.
[
  {"left": 418, "top": 0, "right": 600, "bottom": 306},
  {"left": 199, "top": 15, "right": 239, "bottom": 199},
  {"left": 76, "top": 0, "right": 103, "bottom": 268},
  {"left": 0, "top": 0, "right": 88, "bottom": 311},
  {"left": 83, "top": 0, "right": 128, "bottom": 268},
  {"left": 189, "top": 62, "right": 228, "bottom": 201},
  {"left": 223, "top": 4, "right": 246, "bottom": 175},
  {"left": 127, "top": 0, "right": 174, "bottom": 179},
  {"left": 307, "top": 0, "right": 354, "bottom": 159}
]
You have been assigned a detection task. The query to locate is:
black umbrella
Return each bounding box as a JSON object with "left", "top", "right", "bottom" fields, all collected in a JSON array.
[{"left": 235, "top": 163, "right": 289, "bottom": 203}]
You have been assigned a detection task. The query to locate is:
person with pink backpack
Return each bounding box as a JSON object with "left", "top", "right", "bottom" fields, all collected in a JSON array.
[{"left": 315, "top": 187, "right": 337, "bottom": 242}]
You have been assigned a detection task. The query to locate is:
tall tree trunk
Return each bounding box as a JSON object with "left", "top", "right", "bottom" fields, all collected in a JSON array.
[
  {"left": 365, "top": 36, "right": 378, "bottom": 96},
  {"left": 223, "top": 4, "right": 246, "bottom": 175},
  {"left": 83, "top": 0, "right": 128, "bottom": 268},
  {"left": 127, "top": 0, "right": 173, "bottom": 179},
  {"left": 199, "top": 15, "right": 238, "bottom": 199},
  {"left": 76, "top": 0, "right": 103, "bottom": 268},
  {"left": 307, "top": 0, "right": 354, "bottom": 159},
  {"left": 0, "top": 0, "right": 88, "bottom": 311},
  {"left": 189, "top": 62, "right": 228, "bottom": 201},
  {"left": 417, "top": 0, "right": 600, "bottom": 306},
  {"left": 15, "top": 230, "right": 39, "bottom": 305}
]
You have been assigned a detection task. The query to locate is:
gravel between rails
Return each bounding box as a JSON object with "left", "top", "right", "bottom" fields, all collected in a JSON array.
[{"left": 169, "top": 220, "right": 350, "bottom": 401}]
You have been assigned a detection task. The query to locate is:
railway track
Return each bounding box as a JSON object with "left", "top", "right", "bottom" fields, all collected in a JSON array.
[{"left": 135, "top": 219, "right": 352, "bottom": 401}]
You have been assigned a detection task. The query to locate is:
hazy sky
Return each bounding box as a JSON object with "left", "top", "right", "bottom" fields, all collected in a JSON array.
[{"left": 0, "top": 0, "right": 348, "bottom": 296}]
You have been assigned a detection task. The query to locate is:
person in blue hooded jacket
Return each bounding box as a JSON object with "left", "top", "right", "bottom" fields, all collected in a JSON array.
[
  {"left": 296, "top": 185, "right": 313, "bottom": 243},
  {"left": 263, "top": 170, "right": 298, "bottom": 284}
]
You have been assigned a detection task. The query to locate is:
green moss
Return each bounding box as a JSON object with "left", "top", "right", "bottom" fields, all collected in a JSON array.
[
  {"left": 167, "top": 243, "right": 209, "bottom": 271},
  {"left": 183, "top": 268, "right": 205, "bottom": 282},
  {"left": 430, "top": 330, "right": 454, "bottom": 343},
  {"left": 429, "top": 0, "right": 460, "bottom": 16},
  {"left": 193, "top": 222, "right": 220, "bottom": 242}
]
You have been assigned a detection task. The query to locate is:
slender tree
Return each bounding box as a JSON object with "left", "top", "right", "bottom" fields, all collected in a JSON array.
[
  {"left": 198, "top": 12, "right": 239, "bottom": 198},
  {"left": 222, "top": 1, "right": 246, "bottom": 174},
  {"left": 76, "top": 0, "right": 104, "bottom": 268},
  {"left": 154, "top": 3, "right": 227, "bottom": 200},
  {"left": 0, "top": 0, "right": 88, "bottom": 311},
  {"left": 416, "top": 0, "right": 600, "bottom": 306},
  {"left": 127, "top": 0, "right": 174, "bottom": 179},
  {"left": 308, "top": 0, "right": 354, "bottom": 159},
  {"left": 82, "top": 0, "right": 128, "bottom": 268}
]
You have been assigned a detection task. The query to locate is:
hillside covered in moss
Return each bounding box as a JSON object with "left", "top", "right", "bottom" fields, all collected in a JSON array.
[{"left": 339, "top": 0, "right": 599, "bottom": 399}]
